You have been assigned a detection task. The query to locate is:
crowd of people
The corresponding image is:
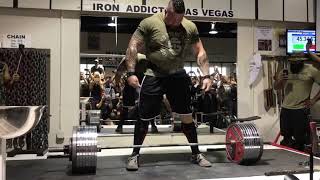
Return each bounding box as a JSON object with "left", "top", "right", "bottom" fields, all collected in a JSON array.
[
  {"left": 190, "top": 71, "right": 237, "bottom": 124},
  {"left": 80, "top": 59, "right": 122, "bottom": 121},
  {"left": 79, "top": 59, "right": 237, "bottom": 129}
]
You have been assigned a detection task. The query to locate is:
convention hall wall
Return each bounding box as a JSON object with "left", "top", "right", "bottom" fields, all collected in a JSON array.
[
  {"left": 0, "top": 8, "right": 81, "bottom": 146},
  {"left": 0, "top": 0, "right": 317, "bottom": 147}
]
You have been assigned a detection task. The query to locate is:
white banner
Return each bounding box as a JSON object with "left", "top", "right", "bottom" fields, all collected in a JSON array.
[
  {"left": 2, "top": 34, "right": 32, "bottom": 48},
  {"left": 82, "top": 1, "right": 234, "bottom": 18}
]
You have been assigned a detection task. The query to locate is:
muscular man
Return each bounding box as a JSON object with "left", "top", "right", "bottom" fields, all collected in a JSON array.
[
  {"left": 274, "top": 59, "right": 320, "bottom": 151},
  {"left": 0, "top": 61, "right": 19, "bottom": 105},
  {"left": 125, "top": 0, "right": 212, "bottom": 170},
  {"left": 114, "top": 54, "right": 158, "bottom": 133}
]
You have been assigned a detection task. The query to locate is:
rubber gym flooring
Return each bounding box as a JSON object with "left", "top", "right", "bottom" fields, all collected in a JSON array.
[{"left": 6, "top": 149, "right": 319, "bottom": 180}]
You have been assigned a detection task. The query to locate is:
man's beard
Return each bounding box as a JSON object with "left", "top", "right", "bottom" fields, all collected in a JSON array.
[{"left": 290, "top": 61, "right": 304, "bottom": 74}]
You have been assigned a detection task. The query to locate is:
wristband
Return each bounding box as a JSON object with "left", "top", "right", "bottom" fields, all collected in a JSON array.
[
  {"left": 127, "top": 72, "right": 135, "bottom": 77},
  {"left": 203, "top": 75, "right": 210, "bottom": 79}
]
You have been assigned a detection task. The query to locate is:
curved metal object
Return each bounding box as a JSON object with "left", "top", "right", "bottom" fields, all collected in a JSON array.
[
  {"left": 0, "top": 106, "right": 45, "bottom": 139},
  {"left": 225, "top": 123, "right": 263, "bottom": 165}
]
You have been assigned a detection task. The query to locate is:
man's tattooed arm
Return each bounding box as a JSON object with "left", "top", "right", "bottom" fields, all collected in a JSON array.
[
  {"left": 193, "top": 40, "right": 209, "bottom": 76},
  {"left": 125, "top": 34, "right": 145, "bottom": 72}
]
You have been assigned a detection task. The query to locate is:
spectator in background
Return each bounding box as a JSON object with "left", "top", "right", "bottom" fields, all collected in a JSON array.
[
  {"left": 190, "top": 76, "right": 200, "bottom": 102},
  {"left": 104, "top": 76, "right": 117, "bottom": 119},
  {"left": 216, "top": 75, "right": 225, "bottom": 109},
  {"left": 229, "top": 75, "right": 237, "bottom": 117},
  {"left": 274, "top": 59, "right": 320, "bottom": 151},
  {"left": 89, "top": 72, "right": 106, "bottom": 111},
  {"left": 0, "top": 61, "right": 20, "bottom": 105},
  {"left": 80, "top": 72, "right": 90, "bottom": 97},
  {"left": 91, "top": 59, "right": 105, "bottom": 78}
]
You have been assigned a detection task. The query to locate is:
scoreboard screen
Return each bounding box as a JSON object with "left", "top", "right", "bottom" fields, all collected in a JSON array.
[{"left": 287, "top": 30, "right": 316, "bottom": 54}]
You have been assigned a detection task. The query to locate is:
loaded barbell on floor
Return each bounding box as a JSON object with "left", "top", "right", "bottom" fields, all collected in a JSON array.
[
  {"left": 48, "top": 116, "right": 263, "bottom": 174},
  {"left": 85, "top": 110, "right": 244, "bottom": 133}
]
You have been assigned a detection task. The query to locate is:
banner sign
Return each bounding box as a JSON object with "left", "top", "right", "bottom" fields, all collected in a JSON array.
[
  {"left": 1, "top": 34, "right": 31, "bottom": 48},
  {"left": 83, "top": 1, "right": 234, "bottom": 18}
]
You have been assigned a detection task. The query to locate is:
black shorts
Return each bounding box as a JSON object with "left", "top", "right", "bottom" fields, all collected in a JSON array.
[
  {"left": 139, "top": 71, "right": 192, "bottom": 120},
  {"left": 280, "top": 108, "right": 310, "bottom": 145},
  {"left": 122, "top": 81, "right": 137, "bottom": 107}
]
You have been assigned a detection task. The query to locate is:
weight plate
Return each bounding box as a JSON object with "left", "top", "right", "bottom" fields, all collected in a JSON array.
[
  {"left": 71, "top": 126, "right": 98, "bottom": 174},
  {"left": 226, "top": 123, "right": 263, "bottom": 165},
  {"left": 226, "top": 123, "right": 244, "bottom": 163}
]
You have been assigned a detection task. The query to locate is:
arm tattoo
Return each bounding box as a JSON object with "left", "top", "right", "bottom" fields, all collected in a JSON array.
[
  {"left": 197, "top": 51, "right": 209, "bottom": 76},
  {"left": 125, "top": 35, "right": 145, "bottom": 72}
]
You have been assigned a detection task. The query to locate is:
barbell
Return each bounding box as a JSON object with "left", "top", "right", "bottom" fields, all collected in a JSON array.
[
  {"left": 85, "top": 110, "right": 233, "bottom": 133},
  {"left": 48, "top": 120, "right": 264, "bottom": 174}
]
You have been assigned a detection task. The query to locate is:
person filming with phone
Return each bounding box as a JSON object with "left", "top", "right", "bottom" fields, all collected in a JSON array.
[{"left": 274, "top": 46, "right": 320, "bottom": 151}]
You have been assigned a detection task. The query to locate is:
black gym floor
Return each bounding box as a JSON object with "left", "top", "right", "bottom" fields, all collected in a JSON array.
[{"left": 7, "top": 149, "right": 318, "bottom": 180}]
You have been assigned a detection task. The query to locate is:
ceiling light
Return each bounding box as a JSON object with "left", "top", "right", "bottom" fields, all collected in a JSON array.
[
  {"left": 209, "top": 30, "right": 218, "bottom": 34},
  {"left": 211, "top": 22, "right": 216, "bottom": 29},
  {"left": 107, "top": 16, "right": 117, "bottom": 27},
  {"left": 209, "top": 22, "right": 218, "bottom": 34},
  {"left": 107, "top": 23, "right": 117, "bottom": 27}
]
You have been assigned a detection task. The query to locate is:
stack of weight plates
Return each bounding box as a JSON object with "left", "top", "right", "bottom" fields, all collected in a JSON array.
[
  {"left": 225, "top": 123, "right": 263, "bottom": 165},
  {"left": 71, "top": 126, "right": 98, "bottom": 174}
]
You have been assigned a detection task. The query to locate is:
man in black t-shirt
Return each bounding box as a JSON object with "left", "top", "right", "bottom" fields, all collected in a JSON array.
[{"left": 91, "top": 59, "right": 104, "bottom": 76}]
